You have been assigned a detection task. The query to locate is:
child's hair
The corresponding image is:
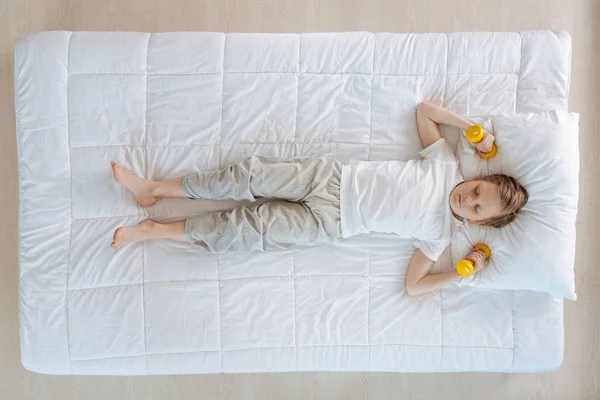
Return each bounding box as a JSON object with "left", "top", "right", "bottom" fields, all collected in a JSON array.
[{"left": 479, "top": 174, "right": 529, "bottom": 228}]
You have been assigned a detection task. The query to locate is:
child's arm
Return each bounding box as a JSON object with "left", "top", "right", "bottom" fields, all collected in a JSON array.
[
  {"left": 405, "top": 248, "right": 488, "bottom": 296},
  {"left": 416, "top": 102, "right": 475, "bottom": 148},
  {"left": 405, "top": 250, "right": 461, "bottom": 296}
]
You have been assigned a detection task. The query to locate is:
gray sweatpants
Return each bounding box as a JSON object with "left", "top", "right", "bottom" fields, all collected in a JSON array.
[{"left": 182, "top": 157, "right": 343, "bottom": 252}]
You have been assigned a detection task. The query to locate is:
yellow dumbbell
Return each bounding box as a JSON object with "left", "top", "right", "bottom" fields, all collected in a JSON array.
[
  {"left": 466, "top": 125, "right": 497, "bottom": 159},
  {"left": 456, "top": 243, "right": 491, "bottom": 277}
]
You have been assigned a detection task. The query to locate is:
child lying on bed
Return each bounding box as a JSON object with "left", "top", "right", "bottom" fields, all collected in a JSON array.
[{"left": 110, "top": 103, "right": 528, "bottom": 296}]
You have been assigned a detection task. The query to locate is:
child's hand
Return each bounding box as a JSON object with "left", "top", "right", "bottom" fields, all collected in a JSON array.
[
  {"left": 466, "top": 248, "right": 489, "bottom": 273},
  {"left": 473, "top": 131, "right": 495, "bottom": 155}
]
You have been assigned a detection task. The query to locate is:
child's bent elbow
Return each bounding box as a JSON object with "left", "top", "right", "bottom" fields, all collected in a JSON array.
[
  {"left": 416, "top": 102, "right": 434, "bottom": 119},
  {"left": 417, "top": 101, "right": 435, "bottom": 109},
  {"left": 405, "top": 283, "right": 418, "bottom": 297}
]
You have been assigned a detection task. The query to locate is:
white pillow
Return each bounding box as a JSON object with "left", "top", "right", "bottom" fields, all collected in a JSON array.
[{"left": 452, "top": 110, "right": 579, "bottom": 300}]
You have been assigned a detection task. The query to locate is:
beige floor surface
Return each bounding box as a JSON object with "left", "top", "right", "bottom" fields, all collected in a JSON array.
[{"left": 1, "top": 1, "right": 598, "bottom": 399}]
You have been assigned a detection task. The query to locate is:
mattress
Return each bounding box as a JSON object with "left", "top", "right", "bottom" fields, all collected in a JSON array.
[{"left": 15, "top": 31, "right": 570, "bottom": 375}]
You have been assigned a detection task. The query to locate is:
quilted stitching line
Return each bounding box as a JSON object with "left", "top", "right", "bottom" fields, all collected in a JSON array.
[
  {"left": 216, "top": 253, "right": 223, "bottom": 372},
  {"left": 515, "top": 33, "right": 523, "bottom": 113},
  {"left": 66, "top": 71, "right": 520, "bottom": 77},
  {"left": 218, "top": 35, "right": 227, "bottom": 170},
  {"left": 65, "top": 31, "right": 75, "bottom": 374},
  {"left": 292, "top": 245, "right": 298, "bottom": 369},
  {"left": 65, "top": 222, "right": 74, "bottom": 374},
  {"left": 69, "top": 142, "right": 424, "bottom": 148},
  {"left": 141, "top": 242, "right": 148, "bottom": 374},
  {"left": 510, "top": 291, "right": 516, "bottom": 369},
  {"left": 217, "top": 35, "right": 226, "bottom": 170},
  {"left": 65, "top": 272, "right": 385, "bottom": 292},
  {"left": 438, "top": 34, "right": 451, "bottom": 370},
  {"left": 67, "top": 342, "right": 515, "bottom": 364},
  {"left": 72, "top": 144, "right": 219, "bottom": 149},
  {"left": 442, "top": 33, "right": 449, "bottom": 110},
  {"left": 367, "top": 245, "right": 372, "bottom": 371},
  {"left": 216, "top": 33, "right": 227, "bottom": 372},
  {"left": 439, "top": 288, "right": 444, "bottom": 369},
  {"left": 292, "top": 36, "right": 301, "bottom": 370},
  {"left": 140, "top": 33, "right": 152, "bottom": 374},
  {"left": 367, "top": 34, "right": 375, "bottom": 370},
  {"left": 293, "top": 36, "right": 301, "bottom": 154},
  {"left": 367, "top": 34, "right": 375, "bottom": 162},
  {"left": 141, "top": 34, "right": 152, "bottom": 374}
]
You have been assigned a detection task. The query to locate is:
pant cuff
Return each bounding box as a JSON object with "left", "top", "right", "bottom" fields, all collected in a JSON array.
[{"left": 181, "top": 175, "right": 197, "bottom": 199}]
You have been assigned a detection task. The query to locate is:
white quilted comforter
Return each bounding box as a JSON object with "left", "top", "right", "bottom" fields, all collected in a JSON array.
[{"left": 15, "top": 31, "right": 569, "bottom": 375}]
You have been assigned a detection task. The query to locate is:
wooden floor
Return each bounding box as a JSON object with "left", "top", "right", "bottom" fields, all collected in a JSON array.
[{"left": 1, "top": 1, "right": 598, "bottom": 399}]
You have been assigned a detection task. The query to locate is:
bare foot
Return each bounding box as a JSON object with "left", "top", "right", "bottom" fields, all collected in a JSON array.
[
  {"left": 112, "top": 219, "right": 158, "bottom": 249},
  {"left": 111, "top": 161, "right": 158, "bottom": 207}
]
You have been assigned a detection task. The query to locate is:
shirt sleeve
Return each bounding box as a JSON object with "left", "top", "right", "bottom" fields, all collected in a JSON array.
[
  {"left": 413, "top": 239, "right": 449, "bottom": 262},
  {"left": 419, "top": 138, "right": 457, "bottom": 164}
]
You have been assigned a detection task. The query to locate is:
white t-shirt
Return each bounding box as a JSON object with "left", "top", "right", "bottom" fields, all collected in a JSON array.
[{"left": 340, "top": 138, "right": 463, "bottom": 261}]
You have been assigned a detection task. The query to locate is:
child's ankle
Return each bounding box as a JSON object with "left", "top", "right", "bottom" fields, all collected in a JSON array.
[{"left": 149, "top": 181, "right": 162, "bottom": 199}]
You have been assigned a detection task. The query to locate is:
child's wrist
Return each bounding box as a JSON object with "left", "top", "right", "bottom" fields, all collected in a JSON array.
[{"left": 463, "top": 122, "right": 475, "bottom": 131}]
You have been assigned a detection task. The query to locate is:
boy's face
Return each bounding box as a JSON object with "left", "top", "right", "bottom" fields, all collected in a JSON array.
[{"left": 449, "top": 180, "right": 504, "bottom": 224}]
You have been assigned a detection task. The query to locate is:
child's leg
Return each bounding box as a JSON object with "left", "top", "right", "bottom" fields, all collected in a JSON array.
[
  {"left": 185, "top": 200, "right": 342, "bottom": 252},
  {"left": 111, "top": 201, "right": 336, "bottom": 250},
  {"left": 182, "top": 156, "right": 340, "bottom": 202},
  {"left": 111, "top": 219, "right": 186, "bottom": 249},
  {"left": 112, "top": 156, "right": 340, "bottom": 206}
]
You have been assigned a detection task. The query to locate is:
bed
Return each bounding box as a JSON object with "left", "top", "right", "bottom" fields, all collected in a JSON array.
[{"left": 15, "top": 30, "right": 570, "bottom": 374}]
